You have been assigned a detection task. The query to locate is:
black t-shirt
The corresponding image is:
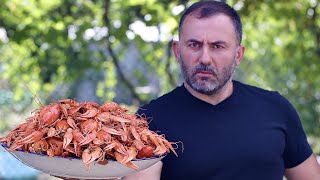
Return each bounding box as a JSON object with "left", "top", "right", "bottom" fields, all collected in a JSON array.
[{"left": 137, "top": 80, "right": 312, "bottom": 180}]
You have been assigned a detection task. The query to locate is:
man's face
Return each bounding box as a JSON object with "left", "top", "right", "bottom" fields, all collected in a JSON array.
[{"left": 174, "top": 14, "right": 243, "bottom": 95}]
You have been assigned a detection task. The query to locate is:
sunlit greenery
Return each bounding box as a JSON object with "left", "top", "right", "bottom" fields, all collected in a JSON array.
[{"left": 0, "top": 0, "right": 319, "bottom": 153}]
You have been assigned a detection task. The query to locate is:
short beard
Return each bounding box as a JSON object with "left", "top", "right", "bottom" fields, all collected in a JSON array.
[{"left": 179, "top": 57, "right": 237, "bottom": 96}]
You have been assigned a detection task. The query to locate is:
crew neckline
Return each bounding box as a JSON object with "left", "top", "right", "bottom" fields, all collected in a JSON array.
[{"left": 180, "top": 80, "right": 239, "bottom": 107}]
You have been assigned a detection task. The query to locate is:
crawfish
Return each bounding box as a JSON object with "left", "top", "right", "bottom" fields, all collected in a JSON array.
[
  {"left": 0, "top": 122, "right": 28, "bottom": 146},
  {"left": 78, "top": 107, "right": 99, "bottom": 119},
  {"left": 122, "top": 146, "right": 138, "bottom": 163},
  {"left": 93, "top": 130, "right": 111, "bottom": 145},
  {"left": 80, "top": 119, "right": 99, "bottom": 134},
  {"left": 96, "top": 112, "right": 131, "bottom": 123},
  {"left": 47, "top": 137, "right": 63, "bottom": 157},
  {"left": 77, "top": 119, "right": 99, "bottom": 145},
  {"left": 8, "top": 128, "right": 47, "bottom": 152},
  {"left": 67, "top": 116, "right": 77, "bottom": 129},
  {"left": 73, "top": 128, "right": 96, "bottom": 146},
  {"left": 82, "top": 145, "right": 103, "bottom": 170},
  {"left": 47, "top": 127, "right": 56, "bottom": 137},
  {"left": 63, "top": 128, "right": 73, "bottom": 148},
  {"left": 141, "top": 129, "right": 178, "bottom": 157},
  {"left": 58, "top": 99, "right": 79, "bottom": 106},
  {"left": 114, "top": 151, "right": 138, "bottom": 170},
  {"left": 30, "top": 139, "right": 49, "bottom": 154},
  {"left": 39, "top": 103, "right": 61, "bottom": 127},
  {"left": 100, "top": 102, "right": 127, "bottom": 114},
  {"left": 55, "top": 120, "right": 70, "bottom": 133},
  {"left": 136, "top": 145, "right": 154, "bottom": 158}
]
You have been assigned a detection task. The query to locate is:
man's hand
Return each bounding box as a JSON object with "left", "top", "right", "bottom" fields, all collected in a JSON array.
[
  {"left": 122, "top": 161, "right": 163, "bottom": 180},
  {"left": 52, "top": 161, "right": 162, "bottom": 180},
  {"left": 52, "top": 175, "right": 120, "bottom": 180}
]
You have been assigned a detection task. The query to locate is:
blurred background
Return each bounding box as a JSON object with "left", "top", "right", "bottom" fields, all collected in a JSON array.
[{"left": 0, "top": 0, "right": 319, "bottom": 179}]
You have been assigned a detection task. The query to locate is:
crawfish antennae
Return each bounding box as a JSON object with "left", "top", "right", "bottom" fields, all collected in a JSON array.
[
  {"left": 24, "top": 84, "right": 44, "bottom": 108},
  {"left": 174, "top": 141, "right": 184, "bottom": 153}
]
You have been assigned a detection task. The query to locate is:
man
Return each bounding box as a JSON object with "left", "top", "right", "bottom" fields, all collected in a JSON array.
[{"left": 124, "top": 1, "right": 320, "bottom": 180}]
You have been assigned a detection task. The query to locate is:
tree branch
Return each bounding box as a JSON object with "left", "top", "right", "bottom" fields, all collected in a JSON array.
[
  {"left": 103, "top": 0, "right": 142, "bottom": 102},
  {"left": 165, "top": 40, "right": 177, "bottom": 87},
  {"left": 311, "top": 3, "right": 319, "bottom": 53}
]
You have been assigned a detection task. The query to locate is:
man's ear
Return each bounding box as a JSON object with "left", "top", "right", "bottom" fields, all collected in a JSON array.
[
  {"left": 172, "top": 40, "right": 180, "bottom": 61},
  {"left": 235, "top": 45, "right": 245, "bottom": 66}
]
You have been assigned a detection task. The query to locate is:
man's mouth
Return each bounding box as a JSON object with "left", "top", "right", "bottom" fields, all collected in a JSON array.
[{"left": 195, "top": 71, "right": 214, "bottom": 77}]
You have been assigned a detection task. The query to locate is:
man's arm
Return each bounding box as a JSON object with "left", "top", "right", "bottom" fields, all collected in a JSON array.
[
  {"left": 122, "top": 161, "right": 162, "bottom": 180},
  {"left": 285, "top": 154, "right": 320, "bottom": 180}
]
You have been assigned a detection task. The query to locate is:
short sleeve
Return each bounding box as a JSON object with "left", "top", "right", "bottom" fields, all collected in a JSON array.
[{"left": 281, "top": 95, "right": 313, "bottom": 168}]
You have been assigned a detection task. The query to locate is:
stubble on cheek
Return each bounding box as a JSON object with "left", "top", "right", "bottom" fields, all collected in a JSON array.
[
  {"left": 179, "top": 55, "right": 237, "bottom": 95},
  {"left": 179, "top": 58, "right": 218, "bottom": 94}
]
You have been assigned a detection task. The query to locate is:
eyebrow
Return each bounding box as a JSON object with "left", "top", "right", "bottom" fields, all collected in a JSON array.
[
  {"left": 186, "top": 39, "right": 228, "bottom": 46},
  {"left": 186, "top": 39, "right": 201, "bottom": 44},
  {"left": 209, "top": 41, "right": 227, "bottom": 46}
]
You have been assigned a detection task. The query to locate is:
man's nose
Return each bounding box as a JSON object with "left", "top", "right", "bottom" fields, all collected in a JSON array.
[{"left": 199, "top": 47, "right": 212, "bottom": 65}]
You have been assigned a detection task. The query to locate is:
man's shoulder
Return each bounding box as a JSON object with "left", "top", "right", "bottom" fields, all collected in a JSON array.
[
  {"left": 145, "top": 85, "right": 184, "bottom": 105},
  {"left": 235, "top": 80, "right": 280, "bottom": 97},
  {"left": 234, "top": 80, "right": 289, "bottom": 106},
  {"left": 137, "top": 85, "right": 184, "bottom": 113}
]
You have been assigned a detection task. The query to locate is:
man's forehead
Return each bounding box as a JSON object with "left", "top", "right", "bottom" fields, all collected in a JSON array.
[
  {"left": 180, "top": 14, "right": 237, "bottom": 43},
  {"left": 183, "top": 13, "right": 232, "bottom": 26},
  {"left": 182, "top": 15, "right": 234, "bottom": 32}
]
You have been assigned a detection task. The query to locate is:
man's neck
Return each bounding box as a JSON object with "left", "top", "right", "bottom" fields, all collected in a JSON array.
[{"left": 184, "top": 80, "right": 234, "bottom": 105}]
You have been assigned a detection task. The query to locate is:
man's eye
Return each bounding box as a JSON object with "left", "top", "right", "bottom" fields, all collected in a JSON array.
[
  {"left": 212, "top": 44, "right": 223, "bottom": 49},
  {"left": 189, "top": 43, "right": 200, "bottom": 48}
]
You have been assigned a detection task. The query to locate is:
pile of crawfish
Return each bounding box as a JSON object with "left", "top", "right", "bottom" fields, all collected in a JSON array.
[{"left": 0, "top": 99, "right": 177, "bottom": 170}]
